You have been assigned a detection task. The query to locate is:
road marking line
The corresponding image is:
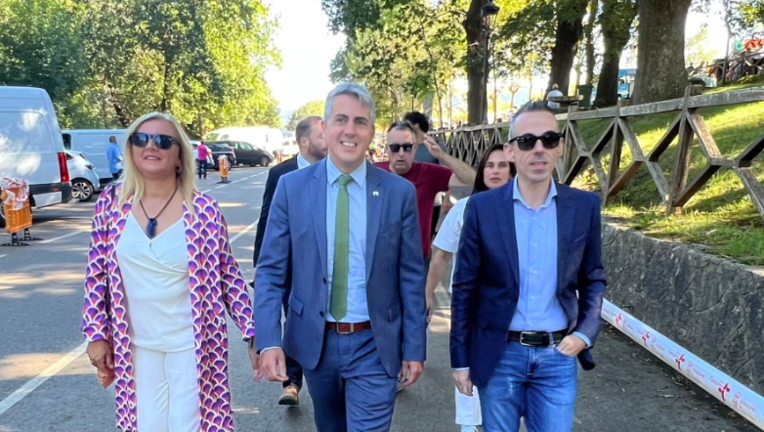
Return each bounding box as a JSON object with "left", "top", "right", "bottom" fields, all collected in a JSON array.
[
  {"left": 0, "top": 254, "right": 7, "bottom": 259},
  {"left": 214, "top": 185, "right": 226, "bottom": 189},
  {"left": 0, "top": 341, "right": 87, "bottom": 417},
  {"left": 201, "top": 189, "right": 212, "bottom": 193},
  {"left": 230, "top": 219, "right": 259, "bottom": 245},
  {"left": 39, "top": 231, "right": 81, "bottom": 244}
]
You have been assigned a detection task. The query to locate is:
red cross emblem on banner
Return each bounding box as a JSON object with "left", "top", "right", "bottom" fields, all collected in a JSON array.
[
  {"left": 675, "top": 354, "right": 685, "bottom": 370},
  {"left": 642, "top": 332, "right": 650, "bottom": 346},
  {"left": 718, "top": 383, "right": 731, "bottom": 402},
  {"left": 615, "top": 314, "right": 623, "bottom": 327}
]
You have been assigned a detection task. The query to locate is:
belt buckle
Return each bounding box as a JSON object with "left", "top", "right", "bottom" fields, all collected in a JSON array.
[
  {"left": 336, "top": 323, "right": 353, "bottom": 335},
  {"left": 519, "top": 331, "right": 535, "bottom": 347}
]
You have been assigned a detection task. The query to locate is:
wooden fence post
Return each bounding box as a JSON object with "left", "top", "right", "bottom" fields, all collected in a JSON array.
[{"left": 666, "top": 86, "right": 695, "bottom": 216}]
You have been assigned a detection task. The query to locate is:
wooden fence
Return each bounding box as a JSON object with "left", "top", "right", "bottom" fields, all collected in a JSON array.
[{"left": 431, "top": 86, "right": 764, "bottom": 218}]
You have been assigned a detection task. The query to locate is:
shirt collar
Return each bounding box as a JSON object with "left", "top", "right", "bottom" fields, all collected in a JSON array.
[
  {"left": 296, "top": 153, "right": 310, "bottom": 170},
  {"left": 326, "top": 156, "right": 366, "bottom": 188},
  {"left": 513, "top": 178, "right": 557, "bottom": 210}
]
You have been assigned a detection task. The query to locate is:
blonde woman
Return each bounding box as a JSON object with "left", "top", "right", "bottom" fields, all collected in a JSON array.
[{"left": 81, "top": 112, "right": 257, "bottom": 432}]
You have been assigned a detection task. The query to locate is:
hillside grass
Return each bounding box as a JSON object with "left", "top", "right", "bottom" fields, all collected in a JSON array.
[{"left": 567, "top": 75, "right": 764, "bottom": 266}]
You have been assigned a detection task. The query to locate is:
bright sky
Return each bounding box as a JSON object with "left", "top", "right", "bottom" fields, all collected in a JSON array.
[{"left": 264, "top": 0, "right": 346, "bottom": 115}]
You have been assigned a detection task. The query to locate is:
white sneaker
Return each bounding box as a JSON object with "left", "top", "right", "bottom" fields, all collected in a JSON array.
[{"left": 460, "top": 426, "right": 480, "bottom": 432}]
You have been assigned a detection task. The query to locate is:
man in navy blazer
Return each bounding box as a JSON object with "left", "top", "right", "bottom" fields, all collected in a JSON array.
[
  {"left": 251, "top": 115, "right": 326, "bottom": 406},
  {"left": 255, "top": 83, "right": 427, "bottom": 432},
  {"left": 451, "top": 101, "right": 607, "bottom": 432}
]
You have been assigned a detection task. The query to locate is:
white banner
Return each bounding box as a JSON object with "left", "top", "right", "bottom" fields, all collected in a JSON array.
[{"left": 602, "top": 300, "right": 764, "bottom": 430}]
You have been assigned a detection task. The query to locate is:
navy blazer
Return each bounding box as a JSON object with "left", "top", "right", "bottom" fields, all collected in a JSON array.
[
  {"left": 450, "top": 181, "right": 607, "bottom": 388},
  {"left": 254, "top": 160, "right": 427, "bottom": 377},
  {"left": 253, "top": 156, "right": 298, "bottom": 265}
]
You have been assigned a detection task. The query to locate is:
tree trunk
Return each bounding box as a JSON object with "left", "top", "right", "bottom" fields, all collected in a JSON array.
[
  {"left": 161, "top": 60, "right": 172, "bottom": 113},
  {"left": 631, "top": 0, "right": 692, "bottom": 104},
  {"left": 595, "top": 0, "right": 637, "bottom": 107},
  {"left": 584, "top": 0, "right": 598, "bottom": 84},
  {"left": 464, "top": 0, "right": 489, "bottom": 125},
  {"left": 547, "top": 0, "right": 590, "bottom": 95}
]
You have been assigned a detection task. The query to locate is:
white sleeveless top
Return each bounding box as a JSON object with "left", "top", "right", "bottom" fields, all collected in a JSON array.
[{"left": 116, "top": 213, "right": 195, "bottom": 352}]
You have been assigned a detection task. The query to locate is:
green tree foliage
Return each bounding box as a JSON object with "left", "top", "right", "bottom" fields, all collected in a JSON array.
[
  {"left": 286, "top": 100, "right": 325, "bottom": 131},
  {"left": 0, "top": 0, "right": 280, "bottom": 132}
]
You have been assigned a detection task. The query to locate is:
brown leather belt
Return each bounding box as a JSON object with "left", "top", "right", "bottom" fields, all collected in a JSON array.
[
  {"left": 508, "top": 330, "right": 567, "bottom": 346},
  {"left": 326, "top": 321, "right": 372, "bottom": 334}
]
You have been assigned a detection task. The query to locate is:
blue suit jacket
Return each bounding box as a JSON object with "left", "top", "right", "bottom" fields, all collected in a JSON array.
[
  {"left": 450, "top": 181, "right": 607, "bottom": 387},
  {"left": 254, "top": 160, "right": 427, "bottom": 377}
]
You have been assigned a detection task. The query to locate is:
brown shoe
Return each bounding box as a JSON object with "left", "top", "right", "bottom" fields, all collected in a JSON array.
[{"left": 278, "top": 385, "right": 299, "bottom": 406}]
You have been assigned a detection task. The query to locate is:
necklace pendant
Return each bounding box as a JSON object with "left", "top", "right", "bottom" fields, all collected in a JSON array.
[{"left": 146, "top": 218, "right": 158, "bottom": 238}]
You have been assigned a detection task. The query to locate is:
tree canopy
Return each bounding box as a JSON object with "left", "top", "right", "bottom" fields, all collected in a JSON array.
[
  {"left": 0, "top": 0, "right": 281, "bottom": 135},
  {"left": 286, "top": 100, "right": 325, "bottom": 131}
]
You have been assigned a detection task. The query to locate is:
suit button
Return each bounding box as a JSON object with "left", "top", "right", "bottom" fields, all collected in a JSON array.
[
  {"left": 323, "top": 277, "right": 327, "bottom": 284},
  {"left": 319, "top": 311, "right": 324, "bottom": 317}
]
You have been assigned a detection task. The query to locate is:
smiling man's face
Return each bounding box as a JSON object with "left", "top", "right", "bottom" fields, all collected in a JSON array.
[{"left": 325, "top": 94, "right": 374, "bottom": 173}]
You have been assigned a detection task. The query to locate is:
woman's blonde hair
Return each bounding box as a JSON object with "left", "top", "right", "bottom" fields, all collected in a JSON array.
[{"left": 118, "top": 112, "right": 197, "bottom": 216}]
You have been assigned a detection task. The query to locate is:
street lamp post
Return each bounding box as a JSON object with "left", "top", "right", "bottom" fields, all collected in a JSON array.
[{"left": 482, "top": 1, "right": 500, "bottom": 124}]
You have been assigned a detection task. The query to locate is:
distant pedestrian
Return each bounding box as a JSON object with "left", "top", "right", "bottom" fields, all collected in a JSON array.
[
  {"left": 197, "top": 141, "right": 210, "bottom": 179},
  {"left": 106, "top": 136, "right": 123, "bottom": 181},
  {"left": 450, "top": 101, "right": 607, "bottom": 432},
  {"left": 547, "top": 84, "right": 564, "bottom": 110},
  {"left": 81, "top": 112, "right": 257, "bottom": 432}
]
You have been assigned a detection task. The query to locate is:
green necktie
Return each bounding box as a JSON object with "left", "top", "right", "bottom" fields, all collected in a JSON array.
[{"left": 330, "top": 174, "right": 352, "bottom": 321}]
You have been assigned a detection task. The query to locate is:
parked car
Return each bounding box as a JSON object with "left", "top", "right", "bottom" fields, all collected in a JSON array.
[
  {"left": 211, "top": 140, "right": 273, "bottom": 166},
  {"left": 0, "top": 86, "right": 72, "bottom": 229},
  {"left": 65, "top": 150, "right": 101, "bottom": 202},
  {"left": 61, "top": 129, "right": 126, "bottom": 185},
  {"left": 206, "top": 126, "right": 283, "bottom": 155},
  {"left": 205, "top": 143, "right": 237, "bottom": 170}
]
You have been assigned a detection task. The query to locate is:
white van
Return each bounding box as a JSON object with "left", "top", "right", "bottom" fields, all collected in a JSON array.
[
  {"left": 0, "top": 86, "right": 72, "bottom": 226},
  {"left": 206, "top": 126, "right": 284, "bottom": 155},
  {"left": 62, "top": 129, "right": 126, "bottom": 184}
]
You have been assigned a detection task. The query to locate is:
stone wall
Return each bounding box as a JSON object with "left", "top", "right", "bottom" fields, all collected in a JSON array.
[{"left": 602, "top": 223, "right": 764, "bottom": 394}]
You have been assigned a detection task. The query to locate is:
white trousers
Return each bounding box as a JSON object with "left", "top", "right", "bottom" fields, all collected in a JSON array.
[
  {"left": 455, "top": 385, "right": 482, "bottom": 426},
  {"left": 133, "top": 346, "right": 201, "bottom": 432}
]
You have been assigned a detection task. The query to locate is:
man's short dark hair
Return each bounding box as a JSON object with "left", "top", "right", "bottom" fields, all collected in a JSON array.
[
  {"left": 387, "top": 120, "right": 416, "bottom": 136},
  {"left": 403, "top": 111, "right": 430, "bottom": 134},
  {"left": 295, "top": 116, "right": 322, "bottom": 142},
  {"left": 509, "top": 100, "right": 557, "bottom": 139},
  {"left": 109, "top": 136, "right": 117, "bottom": 143}
]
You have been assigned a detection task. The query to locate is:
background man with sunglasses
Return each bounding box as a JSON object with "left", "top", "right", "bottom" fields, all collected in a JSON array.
[
  {"left": 450, "top": 101, "right": 607, "bottom": 432},
  {"left": 375, "top": 121, "right": 475, "bottom": 264}
]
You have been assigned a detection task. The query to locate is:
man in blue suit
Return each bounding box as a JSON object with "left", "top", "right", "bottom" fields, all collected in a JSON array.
[
  {"left": 255, "top": 83, "right": 427, "bottom": 432},
  {"left": 450, "top": 101, "right": 607, "bottom": 432}
]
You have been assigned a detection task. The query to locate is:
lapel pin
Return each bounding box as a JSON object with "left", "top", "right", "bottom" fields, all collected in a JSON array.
[{"left": 373, "top": 191, "right": 379, "bottom": 197}]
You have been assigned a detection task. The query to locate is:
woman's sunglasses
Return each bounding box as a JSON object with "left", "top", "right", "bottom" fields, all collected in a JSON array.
[
  {"left": 129, "top": 133, "right": 178, "bottom": 150},
  {"left": 388, "top": 143, "right": 414, "bottom": 153},
  {"left": 509, "top": 132, "right": 562, "bottom": 151}
]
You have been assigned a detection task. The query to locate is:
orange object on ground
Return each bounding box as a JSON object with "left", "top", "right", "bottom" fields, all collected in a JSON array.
[
  {"left": 1, "top": 178, "right": 32, "bottom": 234},
  {"left": 218, "top": 155, "right": 229, "bottom": 179}
]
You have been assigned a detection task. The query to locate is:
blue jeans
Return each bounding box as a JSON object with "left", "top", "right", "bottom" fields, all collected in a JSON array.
[
  {"left": 303, "top": 329, "right": 398, "bottom": 432},
  {"left": 478, "top": 341, "right": 578, "bottom": 432}
]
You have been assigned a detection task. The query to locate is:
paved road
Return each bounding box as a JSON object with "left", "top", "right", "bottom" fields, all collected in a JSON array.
[{"left": 0, "top": 165, "right": 757, "bottom": 431}]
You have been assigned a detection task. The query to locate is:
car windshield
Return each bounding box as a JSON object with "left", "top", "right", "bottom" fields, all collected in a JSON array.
[{"left": 208, "top": 143, "right": 230, "bottom": 151}]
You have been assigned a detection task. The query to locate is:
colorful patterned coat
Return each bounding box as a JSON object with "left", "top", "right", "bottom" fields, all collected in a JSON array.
[{"left": 81, "top": 184, "right": 255, "bottom": 432}]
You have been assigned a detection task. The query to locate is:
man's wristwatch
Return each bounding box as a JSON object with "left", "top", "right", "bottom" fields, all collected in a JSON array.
[{"left": 244, "top": 337, "right": 255, "bottom": 349}]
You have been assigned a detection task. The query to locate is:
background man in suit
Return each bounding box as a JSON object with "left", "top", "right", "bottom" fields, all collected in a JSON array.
[
  {"left": 450, "top": 101, "right": 607, "bottom": 432},
  {"left": 255, "top": 83, "right": 427, "bottom": 432},
  {"left": 251, "top": 115, "right": 326, "bottom": 406}
]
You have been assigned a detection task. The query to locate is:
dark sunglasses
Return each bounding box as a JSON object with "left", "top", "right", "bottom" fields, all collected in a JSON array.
[
  {"left": 129, "top": 133, "right": 178, "bottom": 150},
  {"left": 389, "top": 143, "right": 414, "bottom": 153},
  {"left": 509, "top": 132, "right": 563, "bottom": 151}
]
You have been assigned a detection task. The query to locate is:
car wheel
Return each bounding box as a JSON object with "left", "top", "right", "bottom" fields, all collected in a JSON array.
[
  {"left": 72, "top": 179, "right": 94, "bottom": 202},
  {"left": 260, "top": 156, "right": 270, "bottom": 167}
]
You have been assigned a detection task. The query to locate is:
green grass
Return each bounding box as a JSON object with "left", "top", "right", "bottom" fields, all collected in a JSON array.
[{"left": 565, "top": 76, "right": 764, "bottom": 266}]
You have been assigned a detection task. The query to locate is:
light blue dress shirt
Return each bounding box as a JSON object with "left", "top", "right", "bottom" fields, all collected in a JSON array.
[
  {"left": 107, "top": 143, "right": 123, "bottom": 174},
  {"left": 511, "top": 179, "right": 591, "bottom": 347},
  {"left": 325, "top": 157, "right": 368, "bottom": 322},
  {"left": 296, "top": 152, "right": 310, "bottom": 170}
]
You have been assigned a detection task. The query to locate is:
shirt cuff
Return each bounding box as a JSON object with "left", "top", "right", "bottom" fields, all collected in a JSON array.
[
  {"left": 572, "top": 331, "right": 591, "bottom": 348},
  {"left": 452, "top": 367, "right": 470, "bottom": 371},
  {"left": 259, "top": 346, "right": 282, "bottom": 354}
]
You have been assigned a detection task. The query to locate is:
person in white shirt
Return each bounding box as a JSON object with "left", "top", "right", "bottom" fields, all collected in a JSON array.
[
  {"left": 547, "top": 84, "right": 564, "bottom": 110},
  {"left": 424, "top": 143, "right": 512, "bottom": 432}
]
